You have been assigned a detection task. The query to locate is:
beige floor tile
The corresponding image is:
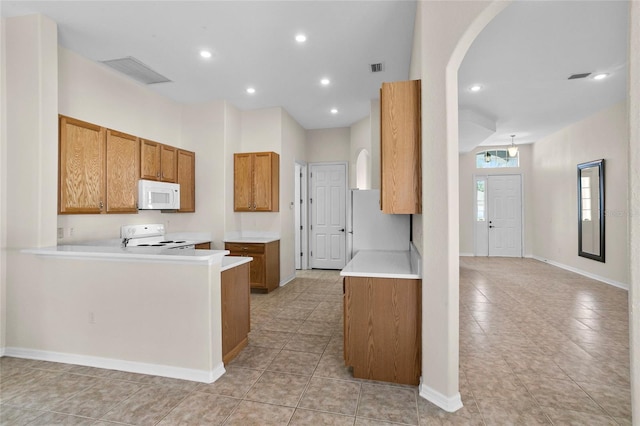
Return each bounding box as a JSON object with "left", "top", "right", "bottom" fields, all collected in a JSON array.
[
  {"left": 227, "top": 344, "right": 280, "bottom": 370},
  {"left": 196, "top": 366, "right": 263, "bottom": 399},
  {"left": 290, "top": 408, "right": 356, "bottom": 425},
  {"left": 27, "top": 412, "right": 96, "bottom": 425},
  {"left": 3, "top": 373, "right": 98, "bottom": 410},
  {"left": 100, "top": 384, "right": 188, "bottom": 425},
  {"left": 157, "top": 391, "right": 239, "bottom": 425},
  {"left": 299, "top": 377, "right": 361, "bottom": 415},
  {"left": 267, "top": 349, "right": 322, "bottom": 375},
  {"left": 475, "top": 397, "right": 550, "bottom": 424},
  {"left": 223, "top": 400, "right": 295, "bottom": 425},
  {"left": 357, "top": 383, "right": 418, "bottom": 425},
  {"left": 0, "top": 404, "right": 44, "bottom": 425},
  {"left": 284, "top": 333, "right": 332, "bottom": 354},
  {"left": 50, "top": 378, "right": 142, "bottom": 418},
  {"left": 519, "top": 376, "right": 607, "bottom": 415},
  {"left": 542, "top": 406, "right": 618, "bottom": 425},
  {"left": 576, "top": 380, "right": 632, "bottom": 419},
  {"left": 248, "top": 329, "right": 292, "bottom": 349},
  {"left": 297, "top": 319, "right": 337, "bottom": 336},
  {"left": 245, "top": 370, "right": 310, "bottom": 407},
  {"left": 314, "top": 352, "right": 359, "bottom": 382}
]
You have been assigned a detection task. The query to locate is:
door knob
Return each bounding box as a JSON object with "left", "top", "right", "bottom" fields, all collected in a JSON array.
[
  {"left": 339, "top": 228, "right": 345, "bottom": 232},
  {"left": 489, "top": 225, "right": 494, "bottom": 228}
]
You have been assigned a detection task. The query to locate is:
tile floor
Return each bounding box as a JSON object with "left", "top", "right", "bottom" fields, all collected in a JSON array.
[{"left": 0, "top": 258, "right": 632, "bottom": 425}]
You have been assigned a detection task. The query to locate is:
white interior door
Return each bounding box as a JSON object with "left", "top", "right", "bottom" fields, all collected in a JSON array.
[
  {"left": 487, "top": 175, "right": 522, "bottom": 257},
  {"left": 310, "top": 163, "right": 347, "bottom": 269},
  {"left": 294, "top": 162, "right": 308, "bottom": 270},
  {"left": 474, "top": 176, "right": 489, "bottom": 256}
]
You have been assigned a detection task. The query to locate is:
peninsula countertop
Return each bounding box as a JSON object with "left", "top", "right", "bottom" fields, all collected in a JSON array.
[{"left": 340, "top": 245, "right": 421, "bottom": 279}]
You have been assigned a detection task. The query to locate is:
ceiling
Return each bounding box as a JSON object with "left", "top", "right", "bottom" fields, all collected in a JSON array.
[
  {"left": 0, "top": 0, "right": 415, "bottom": 130},
  {"left": 1, "top": 1, "right": 629, "bottom": 151},
  {"left": 458, "top": 0, "right": 628, "bottom": 152}
]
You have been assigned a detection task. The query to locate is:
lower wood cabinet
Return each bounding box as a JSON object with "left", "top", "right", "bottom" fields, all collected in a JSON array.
[
  {"left": 194, "top": 242, "right": 210, "bottom": 250},
  {"left": 224, "top": 240, "right": 280, "bottom": 292},
  {"left": 221, "top": 262, "right": 251, "bottom": 364},
  {"left": 343, "top": 276, "right": 421, "bottom": 385}
]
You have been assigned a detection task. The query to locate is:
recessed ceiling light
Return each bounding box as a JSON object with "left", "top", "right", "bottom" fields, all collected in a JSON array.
[
  {"left": 592, "top": 73, "right": 609, "bottom": 80},
  {"left": 295, "top": 34, "right": 307, "bottom": 43},
  {"left": 199, "top": 50, "right": 212, "bottom": 59},
  {"left": 330, "top": 108, "right": 338, "bottom": 114},
  {"left": 321, "top": 78, "right": 330, "bottom": 86},
  {"left": 469, "top": 84, "right": 483, "bottom": 92},
  {"left": 246, "top": 87, "right": 256, "bottom": 94}
]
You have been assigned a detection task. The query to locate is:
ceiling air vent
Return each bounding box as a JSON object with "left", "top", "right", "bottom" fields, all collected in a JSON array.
[
  {"left": 568, "top": 72, "right": 592, "bottom": 80},
  {"left": 100, "top": 56, "right": 172, "bottom": 85},
  {"left": 370, "top": 62, "right": 385, "bottom": 73}
]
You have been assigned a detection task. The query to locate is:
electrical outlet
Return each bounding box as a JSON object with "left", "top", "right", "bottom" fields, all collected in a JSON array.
[
  {"left": 69, "top": 228, "right": 74, "bottom": 237},
  {"left": 88, "top": 311, "right": 95, "bottom": 324},
  {"left": 57, "top": 228, "right": 64, "bottom": 239}
]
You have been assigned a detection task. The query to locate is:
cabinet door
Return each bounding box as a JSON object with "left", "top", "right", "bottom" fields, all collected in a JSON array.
[
  {"left": 380, "top": 80, "right": 422, "bottom": 214},
  {"left": 177, "top": 149, "right": 195, "bottom": 212},
  {"left": 253, "top": 152, "right": 279, "bottom": 211},
  {"left": 106, "top": 130, "right": 139, "bottom": 213},
  {"left": 140, "top": 139, "right": 161, "bottom": 180},
  {"left": 160, "top": 144, "right": 177, "bottom": 182},
  {"left": 59, "top": 116, "right": 106, "bottom": 214},
  {"left": 234, "top": 153, "right": 253, "bottom": 211},
  {"left": 248, "top": 253, "right": 266, "bottom": 288}
]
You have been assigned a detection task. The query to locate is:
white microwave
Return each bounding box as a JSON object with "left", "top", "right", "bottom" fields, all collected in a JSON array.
[{"left": 138, "top": 180, "right": 180, "bottom": 210}]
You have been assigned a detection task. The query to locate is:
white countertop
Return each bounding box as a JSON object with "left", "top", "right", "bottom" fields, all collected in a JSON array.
[
  {"left": 221, "top": 256, "right": 253, "bottom": 271},
  {"left": 23, "top": 245, "right": 229, "bottom": 265},
  {"left": 340, "top": 246, "right": 421, "bottom": 279},
  {"left": 224, "top": 236, "right": 279, "bottom": 244},
  {"left": 224, "top": 231, "right": 280, "bottom": 244}
]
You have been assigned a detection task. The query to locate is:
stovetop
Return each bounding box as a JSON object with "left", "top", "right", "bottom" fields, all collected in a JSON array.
[{"left": 121, "top": 224, "right": 197, "bottom": 249}]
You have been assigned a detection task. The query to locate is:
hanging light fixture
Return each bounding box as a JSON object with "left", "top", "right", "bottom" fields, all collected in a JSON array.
[
  {"left": 484, "top": 151, "right": 491, "bottom": 163},
  {"left": 508, "top": 134, "right": 518, "bottom": 157}
]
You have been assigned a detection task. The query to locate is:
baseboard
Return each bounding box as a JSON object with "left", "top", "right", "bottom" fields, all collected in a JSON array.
[
  {"left": 531, "top": 256, "right": 628, "bottom": 290},
  {"left": 279, "top": 273, "right": 296, "bottom": 287},
  {"left": 3, "top": 347, "right": 226, "bottom": 383},
  {"left": 459, "top": 252, "right": 475, "bottom": 257},
  {"left": 0, "top": 346, "right": 5, "bottom": 357},
  {"left": 419, "top": 382, "right": 463, "bottom": 413}
]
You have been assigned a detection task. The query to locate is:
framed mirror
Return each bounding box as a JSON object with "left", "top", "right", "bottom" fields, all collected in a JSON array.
[{"left": 577, "top": 159, "right": 605, "bottom": 262}]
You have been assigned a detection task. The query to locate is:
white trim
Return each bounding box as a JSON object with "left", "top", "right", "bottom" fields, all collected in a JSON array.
[
  {"left": 279, "top": 273, "right": 296, "bottom": 287},
  {"left": 419, "top": 382, "right": 463, "bottom": 413},
  {"left": 3, "top": 347, "right": 226, "bottom": 383},
  {"left": 0, "top": 347, "right": 5, "bottom": 357},
  {"left": 531, "top": 256, "right": 628, "bottom": 291},
  {"left": 459, "top": 252, "right": 474, "bottom": 257}
]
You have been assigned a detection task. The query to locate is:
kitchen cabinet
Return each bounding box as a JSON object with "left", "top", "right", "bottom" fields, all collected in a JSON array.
[
  {"left": 59, "top": 116, "right": 106, "bottom": 214},
  {"left": 380, "top": 79, "right": 422, "bottom": 214},
  {"left": 234, "top": 152, "right": 279, "bottom": 212},
  {"left": 177, "top": 149, "right": 195, "bottom": 212},
  {"left": 221, "top": 261, "right": 251, "bottom": 364},
  {"left": 140, "top": 139, "right": 177, "bottom": 183},
  {"left": 105, "top": 130, "right": 140, "bottom": 213},
  {"left": 343, "top": 276, "right": 421, "bottom": 385},
  {"left": 194, "top": 242, "right": 210, "bottom": 250},
  {"left": 224, "top": 240, "right": 280, "bottom": 292}
]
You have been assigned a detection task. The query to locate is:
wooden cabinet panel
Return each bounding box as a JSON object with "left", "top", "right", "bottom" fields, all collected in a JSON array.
[
  {"left": 194, "top": 242, "right": 210, "bottom": 250},
  {"left": 234, "top": 153, "right": 253, "bottom": 211},
  {"left": 225, "top": 240, "right": 280, "bottom": 292},
  {"left": 105, "top": 130, "right": 139, "bottom": 213},
  {"left": 221, "top": 262, "right": 251, "bottom": 364},
  {"left": 233, "top": 152, "right": 279, "bottom": 212},
  {"left": 344, "top": 276, "right": 421, "bottom": 385},
  {"left": 59, "top": 116, "right": 106, "bottom": 214},
  {"left": 380, "top": 80, "right": 422, "bottom": 214},
  {"left": 177, "top": 149, "right": 195, "bottom": 212},
  {"left": 140, "top": 139, "right": 161, "bottom": 180},
  {"left": 160, "top": 144, "right": 177, "bottom": 182}
]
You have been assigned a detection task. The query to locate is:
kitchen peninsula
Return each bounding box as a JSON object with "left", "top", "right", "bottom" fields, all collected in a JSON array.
[{"left": 8, "top": 245, "right": 237, "bottom": 384}]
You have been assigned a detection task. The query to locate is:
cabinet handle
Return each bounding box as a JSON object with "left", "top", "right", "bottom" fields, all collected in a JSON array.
[
  {"left": 99, "top": 201, "right": 104, "bottom": 209},
  {"left": 157, "top": 172, "right": 160, "bottom": 178},
  {"left": 253, "top": 203, "right": 256, "bottom": 209}
]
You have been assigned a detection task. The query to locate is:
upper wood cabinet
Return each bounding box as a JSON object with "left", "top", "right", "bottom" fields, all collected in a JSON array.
[
  {"left": 380, "top": 80, "right": 422, "bottom": 214},
  {"left": 105, "top": 130, "right": 140, "bottom": 213},
  {"left": 234, "top": 151, "right": 279, "bottom": 212},
  {"left": 177, "top": 149, "right": 195, "bottom": 213},
  {"left": 59, "top": 116, "right": 106, "bottom": 214},
  {"left": 140, "top": 139, "right": 177, "bottom": 182}
]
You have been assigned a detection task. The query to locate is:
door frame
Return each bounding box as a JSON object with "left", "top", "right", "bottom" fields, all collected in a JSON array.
[
  {"left": 308, "top": 161, "right": 349, "bottom": 269},
  {"left": 473, "top": 173, "right": 524, "bottom": 257},
  {"left": 295, "top": 161, "right": 309, "bottom": 270}
]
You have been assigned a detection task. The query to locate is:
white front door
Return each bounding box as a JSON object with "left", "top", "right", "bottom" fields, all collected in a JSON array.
[
  {"left": 487, "top": 175, "right": 522, "bottom": 257},
  {"left": 310, "top": 163, "right": 347, "bottom": 269}
]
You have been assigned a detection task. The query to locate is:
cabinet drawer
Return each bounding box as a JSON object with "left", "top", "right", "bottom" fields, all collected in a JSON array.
[{"left": 225, "top": 243, "right": 265, "bottom": 254}]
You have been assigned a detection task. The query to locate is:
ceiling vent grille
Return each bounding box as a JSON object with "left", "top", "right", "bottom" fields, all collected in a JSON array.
[
  {"left": 370, "top": 62, "right": 385, "bottom": 73},
  {"left": 568, "top": 72, "right": 592, "bottom": 80},
  {"left": 100, "top": 57, "right": 172, "bottom": 85}
]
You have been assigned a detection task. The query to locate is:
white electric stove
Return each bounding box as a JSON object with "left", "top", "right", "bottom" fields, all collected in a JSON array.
[{"left": 121, "top": 224, "right": 197, "bottom": 250}]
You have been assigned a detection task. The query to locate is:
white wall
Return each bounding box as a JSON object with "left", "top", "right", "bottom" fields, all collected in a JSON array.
[
  {"left": 370, "top": 100, "right": 381, "bottom": 191},
  {"left": 224, "top": 102, "right": 242, "bottom": 237},
  {"left": 0, "top": 17, "right": 7, "bottom": 353},
  {"left": 306, "top": 127, "right": 350, "bottom": 163},
  {"left": 459, "top": 143, "right": 534, "bottom": 257},
  {"left": 531, "top": 101, "right": 629, "bottom": 287},
  {"left": 349, "top": 116, "right": 370, "bottom": 189}
]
